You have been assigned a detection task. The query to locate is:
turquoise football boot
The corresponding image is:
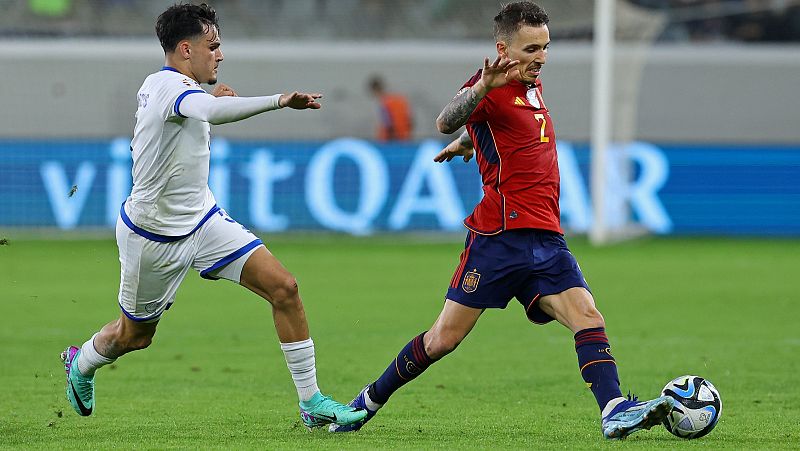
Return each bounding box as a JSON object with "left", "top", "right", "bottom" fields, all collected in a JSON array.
[
  {"left": 61, "top": 346, "right": 95, "bottom": 416},
  {"left": 329, "top": 385, "right": 380, "bottom": 432},
  {"left": 299, "top": 391, "right": 368, "bottom": 429},
  {"left": 601, "top": 394, "right": 674, "bottom": 439}
]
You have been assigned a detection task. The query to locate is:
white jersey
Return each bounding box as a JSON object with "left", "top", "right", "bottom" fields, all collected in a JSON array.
[{"left": 125, "top": 67, "right": 217, "bottom": 236}]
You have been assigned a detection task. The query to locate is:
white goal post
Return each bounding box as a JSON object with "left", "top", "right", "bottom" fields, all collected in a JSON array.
[
  {"left": 590, "top": 0, "right": 667, "bottom": 245},
  {"left": 590, "top": 0, "right": 615, "bottom": 245}
]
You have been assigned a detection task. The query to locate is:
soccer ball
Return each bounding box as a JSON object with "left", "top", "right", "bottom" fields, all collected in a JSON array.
[{"left": 661, "top": 375, "right": 722, "bottom": 439}]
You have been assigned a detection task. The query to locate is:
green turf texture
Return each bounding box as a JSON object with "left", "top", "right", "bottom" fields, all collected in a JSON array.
[{"left": 1, "top": 235, "right": 798, "bottom": 449}]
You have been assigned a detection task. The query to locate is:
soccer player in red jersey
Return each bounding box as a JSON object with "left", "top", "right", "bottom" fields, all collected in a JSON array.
[{"left": 331, "top": 2, "right": 674, "bottom": 439}]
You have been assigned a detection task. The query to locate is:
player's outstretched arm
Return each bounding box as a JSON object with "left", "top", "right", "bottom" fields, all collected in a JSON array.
[
  {"left": 433, "top": 130, "right": 474, "bottom": 163},
  {"left": 279, "top": 91, "right": 322, "bottom": 110},
  {"left": 435, "top": 56, "right": 519, "bottom": 134},
  {"left": 179, "top": 90, "right": 322, "bottom": 125}
]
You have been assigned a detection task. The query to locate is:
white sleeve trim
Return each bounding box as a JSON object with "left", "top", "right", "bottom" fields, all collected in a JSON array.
[{"left": 178, "top": 93, "right": 283, "bottom": 125}]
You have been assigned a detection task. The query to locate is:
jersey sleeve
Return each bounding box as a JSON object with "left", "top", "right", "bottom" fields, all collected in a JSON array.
[
  {"left": 458, "top": 69, "right": 490, "bottom": 123},
  {"left": 161, "top": 74, "right": 207, "bottom": 119},
  {"left": 179, "top": 93, "right": 283, "bottom": 125}
]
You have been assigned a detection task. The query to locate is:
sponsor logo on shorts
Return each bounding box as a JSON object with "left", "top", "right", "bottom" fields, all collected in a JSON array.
[{"left": 462, "top": 269, "right": 481, "bottom": 293}]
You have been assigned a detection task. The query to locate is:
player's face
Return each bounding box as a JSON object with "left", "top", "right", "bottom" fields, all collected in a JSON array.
[
  {"left": 189, "top": 25, "right": 223, "bottom": 85},
  {"left": 499, "top": 24, "right": 550, "bottom": 84}
]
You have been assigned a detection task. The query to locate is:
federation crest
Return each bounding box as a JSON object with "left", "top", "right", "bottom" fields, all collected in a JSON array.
[
  {"left": 526, "top": 88, "right": 541, "bottom": 109},
  {"left": 462, "top": 269, "right": 481, "bottom": 293}
]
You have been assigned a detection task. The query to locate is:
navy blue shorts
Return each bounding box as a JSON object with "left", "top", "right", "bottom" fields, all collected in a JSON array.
[{"left": 446, "top": 229, "right": 590, "bottom": 324}]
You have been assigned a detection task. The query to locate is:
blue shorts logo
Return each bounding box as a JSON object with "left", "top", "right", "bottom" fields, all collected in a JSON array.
[{"left": 462, "top": 269, "right": 481, "bottom": 293}]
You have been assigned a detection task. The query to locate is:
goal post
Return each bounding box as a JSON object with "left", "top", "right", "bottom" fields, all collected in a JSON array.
[
  {"left": 589, "top": 0, "right": 615, "bottom": 245},
  {"left": 589, "top": 0, "right": 668, "bottom": 245}
]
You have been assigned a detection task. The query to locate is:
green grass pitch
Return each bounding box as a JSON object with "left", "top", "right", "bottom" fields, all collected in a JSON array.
[{"left": 1, "top": 235, "right": 799, "bottom": 449}]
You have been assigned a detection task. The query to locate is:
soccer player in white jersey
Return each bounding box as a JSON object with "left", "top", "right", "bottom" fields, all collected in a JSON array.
[{"left": 60, "top": 3, "right": 366, "bottom": 429}]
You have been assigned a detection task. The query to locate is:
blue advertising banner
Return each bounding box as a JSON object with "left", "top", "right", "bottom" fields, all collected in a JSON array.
[{"left": 1, "top": 138, "right": 798, "bottom": 235}]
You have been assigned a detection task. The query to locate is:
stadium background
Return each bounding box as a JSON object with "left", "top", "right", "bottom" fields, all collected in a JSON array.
[
  {"left": 2, "top": 0, "right": 799, "bottom": 235},
  {"left": 2, "top": 1, "right": 800, "bottom": 448}
]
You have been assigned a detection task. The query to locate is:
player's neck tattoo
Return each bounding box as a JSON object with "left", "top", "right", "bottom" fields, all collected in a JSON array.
[{"left": 437, "top": 87, "right": 482, "bottom": 134}]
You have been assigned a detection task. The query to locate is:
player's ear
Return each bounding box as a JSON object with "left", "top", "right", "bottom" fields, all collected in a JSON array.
[
  {"left": 496, "top": 41, "right": 508, "bottom": 58},
  {"left": 178, "top": 40, "right": 191, "bottom": 60}
]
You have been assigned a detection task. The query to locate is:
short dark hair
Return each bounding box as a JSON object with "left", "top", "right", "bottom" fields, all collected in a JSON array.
[
  {"left": 493, "top": 2, "right": 549, "bottom": 43},
  {"left": 156, "top": 3, "right": 220, "bottom": 53},
  {"left": 367, "top": 75, "right": 385, "bottom": 94}
]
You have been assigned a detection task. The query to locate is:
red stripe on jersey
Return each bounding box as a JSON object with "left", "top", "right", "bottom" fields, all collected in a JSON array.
[{"left": 449, "top": 231, "right": 476, "bottom": 289}]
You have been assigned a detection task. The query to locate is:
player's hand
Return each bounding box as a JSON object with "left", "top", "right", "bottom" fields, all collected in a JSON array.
[
  {"left": 434, "top": 139, "right": 475, "bottom": 163},
  {"left": 211, "top": 83, "right": 237, "bottom": 97},
  {"left": 475, "top": 55, "right": 520, "bottom": 94},
  {"left": 279, "top": 92, "right": 323, "bottom": 109}
]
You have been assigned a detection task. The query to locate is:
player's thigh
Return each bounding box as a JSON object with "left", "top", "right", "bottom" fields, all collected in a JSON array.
[
  {"left": 445, "top": 231, "right": 526, "bottom": 311},
  {"left": 116, "top": 218, "right": 193, "bottom": 322},
  {"left": 191, "top": 210, "right": 298, "bottom": 302},
  {"left": 537, "top": 286, "right": 604, "bottom": 333},
  {"left": 192, "top": 209, "right": 264, "bottom": 283},
  {"left": 516, "top": 231, "right": 594, "bottom": 327},
  {"left": 238, "top": 246, "right": 300, "bottom": 302}
]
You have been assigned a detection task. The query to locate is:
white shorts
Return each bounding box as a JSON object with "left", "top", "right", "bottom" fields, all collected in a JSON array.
[{"left": 116, "top": 207, "right": 264, "bottom": 322}]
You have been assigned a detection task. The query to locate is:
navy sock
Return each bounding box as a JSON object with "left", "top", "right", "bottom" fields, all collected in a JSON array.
[
  {"left": 574, "top": 327, "right": 623, "bottom": 411},
  {"left": 369, "top": 332, "right": 436, "bottom": 405}
]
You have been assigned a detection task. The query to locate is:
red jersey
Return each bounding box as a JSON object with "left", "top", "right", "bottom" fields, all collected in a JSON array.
[{"left": 461, "top": 70, "right": 562, "bottom": 235}]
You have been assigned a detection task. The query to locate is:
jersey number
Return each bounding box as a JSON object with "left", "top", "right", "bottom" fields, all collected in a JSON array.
[{"left": 534, "top": 113, "right": 550, "bottom": 143}]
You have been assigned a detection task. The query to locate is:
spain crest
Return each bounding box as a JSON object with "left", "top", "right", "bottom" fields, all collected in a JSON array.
[
  {"left": 462, "top": 269, "right": 481, "bottom": 293},
  {"left": 526, "top": 88, "right": 541, "bottom": 109}
]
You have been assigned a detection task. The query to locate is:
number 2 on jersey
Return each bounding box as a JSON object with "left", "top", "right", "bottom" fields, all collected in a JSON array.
[{"left": 534, "top": 113, "right": 550, "bottom": 143}]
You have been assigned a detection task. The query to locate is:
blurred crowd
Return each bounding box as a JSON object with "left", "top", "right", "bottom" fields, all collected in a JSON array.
[
  {"left": 631, "top": 0, "right": 800, "bottom": 42},
  {"left": 1, "top": 0, "right": 799, "bottom": 42}
]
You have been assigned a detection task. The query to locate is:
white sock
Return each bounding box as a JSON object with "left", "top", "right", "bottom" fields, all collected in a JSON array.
[
  {"left": 280, "top": 338, "right": 319, "bottom": 402},
  {"left": 362, "top": 387, "right": 383, "bottom": 411},
  {"left": 76, "top": 333, "right": 116, "bottom": 377},
  {"left": 601, "top": 396, "right": 626, "bottom": 418}
]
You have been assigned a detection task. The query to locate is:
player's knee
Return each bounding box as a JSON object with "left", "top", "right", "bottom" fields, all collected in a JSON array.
[
  {"left": 269, "top": 276, "right": 300, "bottom": 309},
  {"left": 425, "top": 333, "right": 462, "bottom": 359},
  {"left": 580, "top": 304, "right": 605, "bottom": 328}
]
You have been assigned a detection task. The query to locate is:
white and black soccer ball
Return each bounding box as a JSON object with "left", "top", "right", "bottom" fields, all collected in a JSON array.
[{"left": 661, "top": 375, "right": 722, "bottom": 439}]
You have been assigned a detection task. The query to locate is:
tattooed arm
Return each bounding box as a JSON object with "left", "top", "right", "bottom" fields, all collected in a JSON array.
[
  {"left": 435, "top": 55, "right": 520, "bottom": 134},
  {"left": 435, "top": 86, "right": 484, "bottom": 135},
  {"left": 434, "top": 130, "right": 475, "bottom": 163}
]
